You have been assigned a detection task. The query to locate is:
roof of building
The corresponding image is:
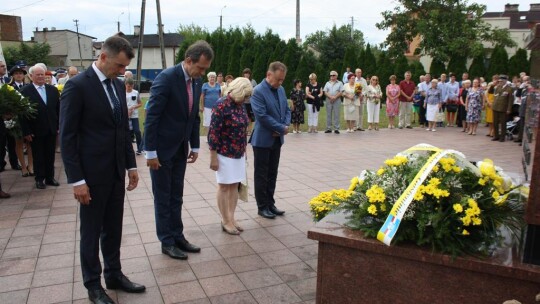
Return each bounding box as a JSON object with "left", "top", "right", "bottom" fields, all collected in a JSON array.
[
  {"left": 121, "top": 33, "right": 184, "bottom": 48},
  {"left": 482, "top": 4, "right": 540, "bottom": 30},
  {"left": 34, "top": 28, "right": 96, "bottom": 39}
]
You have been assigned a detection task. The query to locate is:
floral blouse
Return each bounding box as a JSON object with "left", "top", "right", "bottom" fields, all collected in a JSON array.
[
  {"left": 207, "top": 95, "right": 249, "bottom": 159},
  {"left": 365, "top": 85, "right": 382, "bottom": 104}
]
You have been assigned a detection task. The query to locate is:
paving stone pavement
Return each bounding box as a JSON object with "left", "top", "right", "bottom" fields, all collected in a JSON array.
[{"left": 0, "top": 125, "right": 526, "bottom": 303}]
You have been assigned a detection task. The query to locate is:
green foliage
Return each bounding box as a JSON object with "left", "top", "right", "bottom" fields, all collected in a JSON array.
[
  {"left": 363, "top": 44, "right": 377, "bottom": 78},
  {"left": 0, "top": 85, "right": 37, "bottom": 119},
  {"left": 468, "top": 53, "right": 486, "bottom": 79},
  {"left": 377, "top": 52, "right": 394, "bottom": 99},
  {"left": 487, "top": 45, "right": 509, "bottom": 79},
  {"left": 393, "top": 55, "right": 410, "bottom": 80},
  {"left": 447, "top": 54, "right": 467, "bottom": 78},
  {"left": 341, "top": 45, "right": 357, "bottom": 74},
  {"left": 294, "top": 50, "right": 319, "bottom": 85},
  {"left": 409, "top": 60, "right": 426, "bottom": 84},
  {"left": 508, "top": 48, "right": 529, "bottom": 78},
  {"left": 429, "top": 57, "right": 446, "bottom": 76},
  {"left": 377, "top": 0, "right": 516, "bottom": 61},
  {"left": 282, "top": 39, "right": 303, "bottom": 93},
  {"left": 3, "top": 42, "right": 51, "bottom": 66}
]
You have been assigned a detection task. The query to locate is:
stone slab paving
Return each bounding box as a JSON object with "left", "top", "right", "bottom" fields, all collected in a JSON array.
[{"left": 0, "top": 125, "right": 526, "bottom": 303}]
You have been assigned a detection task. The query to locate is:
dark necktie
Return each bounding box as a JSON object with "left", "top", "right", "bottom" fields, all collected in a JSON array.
[
  {"left": 104, "top": 79, "right": 122, "bottom": 124},
  {"left": 187, "top": 78, "right": 193, "bottom": 113}
]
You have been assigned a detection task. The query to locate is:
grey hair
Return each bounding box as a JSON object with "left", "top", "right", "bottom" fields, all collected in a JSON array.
[
  {"left": 36, "top": 63, "right": 47, "bottom": 71},
  {"left": 29, "top": 65, "right": 45, "bottom": 75},
  {"left": 227, "top": 77, "right": 253, "bottom": 102},
  {"left": 207, "top": 71, "right": 216, "bottom": 78},
  {"left": 268, "top": 61, "right": 287, "bottom": 73},
  {"left": 124, "top": 78, "right": 135, "bottom": 85}
]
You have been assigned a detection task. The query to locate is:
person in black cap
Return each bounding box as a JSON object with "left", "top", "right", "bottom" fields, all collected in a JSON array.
[
  {"left": 9, "top": 66, "right": 34, "bottom": 177},
  {"left": 14, "top": 60, "right": 31, "bottom": 84}
]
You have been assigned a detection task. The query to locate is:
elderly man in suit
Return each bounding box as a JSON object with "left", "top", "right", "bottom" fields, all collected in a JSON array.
[
  {"left": 20, "top": 65, "right": 60, "bottom": 189},
  {"left": 60, "top": 35, "right": 145, "bottom": 304},
  {"left": 250, "top": 61, "right": 291, "bottom": 219},
  {"left": 144, "top": 40, "right": 213, "bottom": 260}
]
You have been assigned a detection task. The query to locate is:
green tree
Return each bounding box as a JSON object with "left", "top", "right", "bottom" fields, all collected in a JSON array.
[
  {"left": 239, "top": 25, "right": 258, "bottom": 75},
  {"left": 377, "top": 51, "right": 394, "bottom": 100},
  {"left": 393, "top": 54, "right": 409, "bottom": 80},
  {"left": 363, "top": 44, "right": 377, "bottom": 77},
  {"left": 508, "top": 48, "right": 529, "bottom": 78},
  {"left": 409, "top": 60, "right": 426, "bottom": 84},
  {"left": 468, "top": 53, "right": 486, "bottom": 79},
  {"left": 377, "top": 0, "right": 516, "bottom": 61},
  {"left": 341, "top": 45, "right": 357, "bottom": 74},
  {"left": 282, "top": 38, "right": 303, "bottom": 93},
  {"left": 4, "top": 42, "right": 51, "bottom": 66},
  {"left": 357, "top": 48, "right": 366, "bottom": 70},
  {"left": 429, "top": 57, "right": 446, "bottom": 76},
  {"left": 294, "top": 50, "right": 319, "bottom": 84},
  {"left": 487, "top": 45, "right": 509, "bottom": 79},
  {"left": 252, "top": 29, "right": 282, "bottom": 81},
  {"left": 446, "top": 54, "right": 467, "bottom": 78}
]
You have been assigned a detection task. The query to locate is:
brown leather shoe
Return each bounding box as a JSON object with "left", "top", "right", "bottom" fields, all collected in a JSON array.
[{"left": 0, "top": 191, "right": 11, "bottom": 199}]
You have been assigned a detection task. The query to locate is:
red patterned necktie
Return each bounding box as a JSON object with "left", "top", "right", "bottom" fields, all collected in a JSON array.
[{"left": 187, "top": 78, "right": 193, "bottom": 113}]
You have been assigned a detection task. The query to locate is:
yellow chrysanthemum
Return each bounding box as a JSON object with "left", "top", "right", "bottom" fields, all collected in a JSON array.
[
  {"left": 478, "top": 178, "right": 487, "bottom": 186},
  {"left": 349, "top": 177, "right": 359, "bottom": 191},
  {"left": 366, "top": 185, "right": 386, "bottom": 203},
  {"left": 461, "top": 216, "right": 472, "bottom": 226},
  {"left": 472, "top": 217, "right": 482, "bottom": 226},
  {"left": 492, "top": 191, "right": 500, "bottom": 200},
  {"left": 453, "top": 204, "right": 463, "bottom": 213},
  {"left": 462, "top": 229, "right": 470, "bottom": 236},
  {"left": 377, "top": 168, "right": 385, "bottom": 176},
  {"left": 367, "top": 205, "right": 378, "bottom": 215}
]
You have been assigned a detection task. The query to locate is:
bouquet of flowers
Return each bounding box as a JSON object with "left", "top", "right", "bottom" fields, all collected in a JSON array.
[
  {"left": 309, "top": 189, "right": 354, "bottom": 222},
  {"left": 309, "top": 144, "right": 527, "bottom": 257},
  {"left": 0, "top": 84, "right": 36, "bottom": 119},
  {"left": 354, "top": 83, "right": 363, "bottom": 97},
  {"left": 56, "top": 84, "right": 65, "bottom": 94}
]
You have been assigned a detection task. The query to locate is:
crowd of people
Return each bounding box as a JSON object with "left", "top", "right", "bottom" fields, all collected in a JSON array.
[
  {"left": 285, "top": 67, "right": 531, "bottom": 143},
  {"left": 0, "top": 36, "right": 533, "bottom": 304}
]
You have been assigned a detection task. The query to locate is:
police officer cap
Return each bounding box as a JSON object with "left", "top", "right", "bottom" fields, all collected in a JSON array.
[
  {"left": 14, "top": 60, "right": 27, "bottom": 67},
  {"left": 55, "top": 68, "right": 67, "bottom": 74},
  {"left": 9, "top": 65, "right": 27, "bottom": 76}
]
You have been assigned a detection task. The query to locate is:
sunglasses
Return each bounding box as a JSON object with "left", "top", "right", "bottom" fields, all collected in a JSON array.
[{"left": 330, "top": 74, "right": 337, "bottom": 77}]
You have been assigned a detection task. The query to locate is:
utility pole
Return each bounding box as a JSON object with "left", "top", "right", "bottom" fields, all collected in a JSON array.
[
  {"left": 117, "top": 12, "right": 124, "bottom": 33},
  {"left": 350, "top": 16, "right": 355, "bottom": 40},
  {"left": 220, "top": 6, "right": 226, "bottom": 32},
  {"left": 135, "top": 0, "right": 146, "bottom": 91},
  {"left": 156, "top": 0, "right": 166, "bottom": 69},
  {"left": 296, "top": 0, "right": 301, "bottom": 43},
  {"left": 73, "top": 19, "right": 83, "bottom": 69}
]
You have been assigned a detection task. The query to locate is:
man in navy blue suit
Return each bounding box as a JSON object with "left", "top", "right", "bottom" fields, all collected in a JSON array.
[
  {"left": 250, "top": 62, "right": 291, "bottom": 219},
  {"left": 144, "top": 40, "right": 213, "bottom": 260},
  {"left": 61, "top": 35, "right": 145, "bottom": 304}
]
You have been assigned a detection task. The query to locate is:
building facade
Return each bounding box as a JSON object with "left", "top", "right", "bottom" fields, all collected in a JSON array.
[{"left": 33, "top": 28, "right": 96, "bottom": 68}]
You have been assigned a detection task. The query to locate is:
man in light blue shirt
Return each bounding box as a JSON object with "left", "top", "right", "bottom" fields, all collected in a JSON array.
[{"left": 324, "top": 71, "right": 344, "bottom": 133}]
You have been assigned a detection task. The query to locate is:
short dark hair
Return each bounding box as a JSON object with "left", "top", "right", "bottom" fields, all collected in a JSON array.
[
  {"left": 293, "top": 79, "right": 302, "bottom": 86},
  {"left": 103, "top": 35, "right": 135, "bottom": 59},
  {"left": 268, "top": 61, "right": 287, "bottom": 73},
  {"left": 242, "top": 68, "right": 252, "bottom": 75},
  {"left": 185, "top": 40, "right": 214, "bottom": 63}
]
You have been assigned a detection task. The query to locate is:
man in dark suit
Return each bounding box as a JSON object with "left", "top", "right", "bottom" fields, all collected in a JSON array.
[
  {"left": 144, "top": 40, "right": 213, "bottom": 260},
  {"left": 250, "top": 62, "right": 291, "bottom": 219},
  {"left": 60, "top": 35, "right": 145, "bottom": 304},
  {"left": 20, "top": 65, "right": 59, "bottom": 189}
]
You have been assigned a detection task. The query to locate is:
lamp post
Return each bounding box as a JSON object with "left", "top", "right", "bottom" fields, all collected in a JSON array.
[
  {"left": 219, "top": 5, "right": 226, "bottom": 32},
  {"left": 36, "top": 19, "right": 44, "bottom": 32},
  {"left": 117, "top": 12, "right": 124, "bottom": 32}
]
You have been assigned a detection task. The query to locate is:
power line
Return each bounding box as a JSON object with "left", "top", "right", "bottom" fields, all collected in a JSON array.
[{"left": 1, "top": 0, "right": 45, "bottom": 13}]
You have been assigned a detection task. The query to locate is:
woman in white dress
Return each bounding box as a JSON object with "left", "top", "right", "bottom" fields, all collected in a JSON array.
[
  {"left": 365, "top": 76, "right": 383, "bottom": 130},
  {"left": 342, "top": 74, "right": 359, "bottom": 132},
  {"left": 208, "top": 77, "right": 253, "bottom": 235}
]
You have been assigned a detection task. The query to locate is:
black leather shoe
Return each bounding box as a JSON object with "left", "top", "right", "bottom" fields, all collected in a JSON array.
[
  {"left": 105, "top": 274, "right": 146, "bottom": 293},
  {"left": 258, "top": 208, "right": 276, "bottom": 219},
  {"left": 269, "top": 205, "right": 285, "bottom": 216},
  {"left": 11, "top": 164, "right": 22, "bottom": 170},
  {"left": 45, "top": 178, "right": 60, "bottom": 186},
  {"left": 36, "top": 180, "right": 46, "bottom": 189},
  {"left": 491, "top": 137, "right": 500, "bottom": 141},
  {"left": 176, "top": 239, "right": 201, "bottom": 253},
  {"left": 162, "top": 245, "right": 188, "bottom": 259},
  {"left": 88, "top": 288, "right": 115, "bottom": 304}
]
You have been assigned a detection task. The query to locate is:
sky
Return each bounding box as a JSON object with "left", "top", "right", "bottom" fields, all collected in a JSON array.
[{"left": 1, "top": 0, "right": 534, "bottom": 45}]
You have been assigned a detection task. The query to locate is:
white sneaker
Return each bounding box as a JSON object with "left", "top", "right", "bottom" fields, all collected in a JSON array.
[
  {"left": 293, "top": 130, "right": 297, "bottom": 134},
  {"left": 426, "top": 128, "right": 431, "bottom": 131},
  {"left": 432, "top": 129, "right": 436, "bottom": 132},
  {"left": 297, "top": 130, "right": 302, "bottom": 134}
]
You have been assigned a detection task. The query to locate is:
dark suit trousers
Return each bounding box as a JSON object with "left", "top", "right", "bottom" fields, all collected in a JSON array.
[
  {"left": 31, "top": 133, "right": 56, "bottom": 181},
  {"left": 0, "top": 133, "right": 18, "bottom": 168},
  {"left": 151, "top": 148, "right": 187, "bottom": 246},
  {"left": 80, "top": 181, "right": 125, "bottom": 289},
  {"left": 253, "top": 138, "right": 282, "bottom": 210},
  {"left": 493, "top": 110, "right": 507, "bottom": 140}
]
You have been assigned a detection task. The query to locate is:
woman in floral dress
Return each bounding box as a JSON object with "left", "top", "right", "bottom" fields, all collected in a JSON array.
[
  {"left": 385, "top": 75, "right": 400, "bottom": 129},
  {"left": 290, "top": 79, "right": 306, "bottom": 133},
  {"left": 208, "top": 77, "right": 252, "bottom": 235},
  {"left": 465, "top": 78, "right": 486, "bottom": 136}
]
